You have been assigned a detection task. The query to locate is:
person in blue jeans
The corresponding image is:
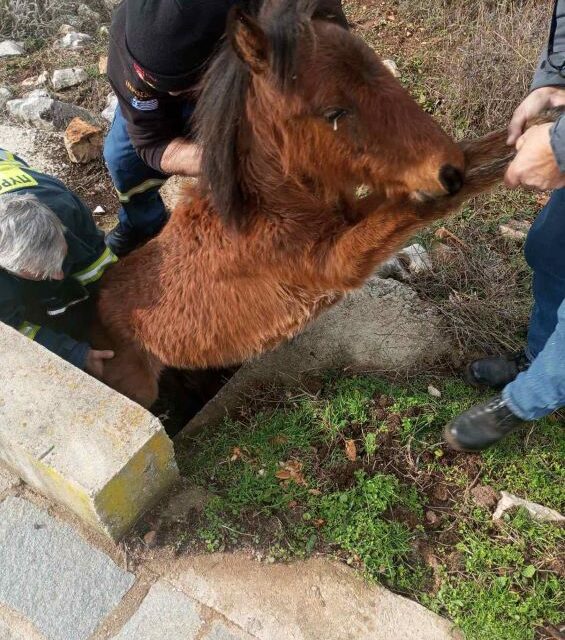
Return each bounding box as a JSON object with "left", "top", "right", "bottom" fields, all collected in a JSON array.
[{"left": 445, "top": 0, "right": 565, "bottom": 451}]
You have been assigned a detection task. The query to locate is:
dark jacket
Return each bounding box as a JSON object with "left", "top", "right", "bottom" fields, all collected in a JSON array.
[
  {"left": 0, "top": 149, "right": 117, "bottom": 369},
  {"left": 532, "top": 0, "right": 565, "bottom": 170},
  {"left": 107, "top": 0, "right": 239, "bottom": 173}
]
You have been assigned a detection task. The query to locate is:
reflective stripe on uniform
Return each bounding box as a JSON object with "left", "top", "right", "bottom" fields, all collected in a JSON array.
[
  {"left": 72, "top": 247, "right": 118, "bottom": 286},
  {"left": 18, "top": 321, "right": 41, "bottom": 341},
  {"left": 0, "top": 153, "right": 38, "bottom": 195},
  {"left": 116, "top": 178, "right": 166, "bottom": 203}
]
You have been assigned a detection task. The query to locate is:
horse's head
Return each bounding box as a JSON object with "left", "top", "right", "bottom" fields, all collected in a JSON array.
[{"left": 196, "top": 0, "right": 465, "bottom": 228}]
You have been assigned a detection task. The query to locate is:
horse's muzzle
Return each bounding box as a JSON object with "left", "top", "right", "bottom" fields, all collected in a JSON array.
[{"left": 439, "top": 164, "right": 464, "bottom": 195}]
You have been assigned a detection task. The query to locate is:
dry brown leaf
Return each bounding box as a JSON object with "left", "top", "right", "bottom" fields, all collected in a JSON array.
[
  {"left": 276, "top": 460, "right": 307, "bottom": 485},
  {"left": 345, "top": 439, "right": 357, "bottom": 462},
  {"left": 270, "top": 434, "right": 289, "bottom": 446},
  {"left": 313, "top": 519, "right": 326, "bottom": 528},
  {"left": 308, "top": 489, "right": 322, "bottom": 496}
]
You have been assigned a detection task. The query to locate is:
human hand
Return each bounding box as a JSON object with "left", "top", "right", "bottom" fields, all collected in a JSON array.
[
  {"left": 507, "top": 86, "right": 565, "bottom": 146},
  {"left": 505, "top": 123, "right": 565, "bottom": 191},
  {"left": 85, "top": 349, "right": 115, "bottom": 379}
]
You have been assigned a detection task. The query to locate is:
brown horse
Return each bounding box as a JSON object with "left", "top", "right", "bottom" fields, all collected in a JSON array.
[{"left": 94, "top": 0, "right": 512, "bottom": 407}]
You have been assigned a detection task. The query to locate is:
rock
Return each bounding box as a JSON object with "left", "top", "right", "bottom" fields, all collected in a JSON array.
[
  {"left": 376, "top": 243, "right": 432, "bottom": 281},
  {"left": 382, "top": 59, "right": 401, "bottom": 78},
  {"left": 58, "top": 23, "right": 75, "bottom": 35},
  {"left": 57, "top": 32, "right": 93, "bottom": 49},
  {"left": 493, "top": 491, "right": 565, "bottom": 524},
  {"left": 376, "top": 256, "right": 410, "bottom": 281},
  {"left": 94, "top": 205, "right": 106, "bottom": 214},
  {"left": 398, "top": 243, "right": 433, "bottom": 275},
  {"left": 21, "top": 71, "right": 48, "bottom": 88},
  {"left": 99, "top": 25, "right": 110, "bottom": 37},
  {"left": 77, "top": 3, "right": 101, "bottom": 27},
  {"left": 102, "top": 93, "right": 118, "bottom": 122},
  {"left": 427, "top": 385, "right": 442, "bottom": 398},
  {"left": 470, "top": 485, "right": 499, "bottom": 510},
  {"left": 99, "top": 55, "right": 108, "bottom": 75},
  {"left": 0, "top": 87, "right": 12, "bottom": 110},
  {"left": 499, "top": 219, "right": 531, "bottom": 242},
  {"left": 7, "top": 95, "right": 98, "bottom": 131},
  {"left": 0, "top": 40, "right": 25, "bottom": 57},
  {"left": 22, "top": 87, "right": 50, "bottom": 99},
  {"left": 64, "top": 117, "right": 103, "bottom": 163},
  {"left": 184, "top": 277, "right": 451, "bottom": 435},
  {"left": 52, "top": 67, "right": 89, "bottom": 90},
  {"left": 103, "top": 0, "right": 122, "bottom": 11}
]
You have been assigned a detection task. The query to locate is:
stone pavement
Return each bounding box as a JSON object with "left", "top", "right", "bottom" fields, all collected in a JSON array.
[{"left": 0, "top": 470, "right": 463, "bottom": 640}]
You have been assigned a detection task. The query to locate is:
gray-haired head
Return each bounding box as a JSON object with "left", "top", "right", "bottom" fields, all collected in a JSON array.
[{"left": 0, "top": 192, "right": 67, "bottom": 279}]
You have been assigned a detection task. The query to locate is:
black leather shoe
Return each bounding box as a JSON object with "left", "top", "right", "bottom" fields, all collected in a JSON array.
[
  {"left": 465, "top": 351, "right": 530, "bottom": 391},
  {"left": 444, "top": 395, "right": 526, "bottom": 452},
  {"left": 105, "top": 222, "right": 165, "bottom": 257}
]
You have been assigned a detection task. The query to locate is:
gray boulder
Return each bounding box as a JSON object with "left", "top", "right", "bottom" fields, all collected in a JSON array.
[
  {"left": 0, "top": 88, "right": 12, "bottom": 110},
  {"left": 7, "top": 95, "right": 98, "bottom": 131},
  {"left": 0, "top": 40, "right": 24, "bottom": 57},
  {"left": 52, "top": 67, "right": 89, "bottom": 91},
  {"left": 77, "top": 3, "right": 101, "bottom": 27},
  {"left": 57, "top": 32, "right": 93, "bottom": 49},
  {"left": 183, "top": 277, "right": 451, "bottom": 435}
]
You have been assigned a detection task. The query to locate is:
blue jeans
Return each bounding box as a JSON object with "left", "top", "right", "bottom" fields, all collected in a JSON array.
[
  {"left": 103, "top": 106, "right": 168, "bottom": 235},
  {"left": 503, "top": 188, "right": 565, "bottom": 419}
]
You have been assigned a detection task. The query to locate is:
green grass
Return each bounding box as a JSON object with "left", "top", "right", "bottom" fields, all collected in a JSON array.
[{"left": 176, "top": 374, "right": 565, "bottom": 640}]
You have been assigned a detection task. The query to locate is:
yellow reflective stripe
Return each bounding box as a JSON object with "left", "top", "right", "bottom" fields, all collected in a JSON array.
[
  {"left": 72, "top": 247, "right": 118, "bottom": 286},
  {"left": 18, "top": 321, "right": 41, "bottom": 341},
  {"left": 116, "top": 178, "right": 166, "bottom": 203},
  {"left": 0, "top": 150, "right": 15, "bottom": 162}
]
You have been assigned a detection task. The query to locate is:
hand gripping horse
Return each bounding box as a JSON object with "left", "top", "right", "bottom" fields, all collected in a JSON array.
[{"left": 94, "top": 0, "right": 518, "bottom": 408}]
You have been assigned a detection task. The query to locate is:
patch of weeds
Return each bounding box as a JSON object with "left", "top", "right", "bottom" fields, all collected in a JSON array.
[
  {"left": 481, "top": 416, "right": 565, "bottom": 510},
  {"left": 172, "top": 373, "right": 564, "bottom": 640},
  {"left": 433, "top": 510, "right": 565, "bottom": 640},
  {"left": 320, "top": 471, "right": 423, "bottom": 589}
]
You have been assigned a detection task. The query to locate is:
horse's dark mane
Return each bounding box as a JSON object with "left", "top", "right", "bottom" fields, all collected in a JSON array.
[{"left": 194, "top": 0, "right": 348, "bottom": 230}]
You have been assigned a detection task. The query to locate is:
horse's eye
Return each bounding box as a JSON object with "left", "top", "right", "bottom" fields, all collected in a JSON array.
[{"left": 323, "top": 107, "right": 348, "bottom": 124}]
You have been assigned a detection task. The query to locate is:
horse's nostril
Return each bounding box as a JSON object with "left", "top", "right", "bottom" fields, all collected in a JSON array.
[{"left": 439, "top": 165, "right": 464, "bottom": 195}]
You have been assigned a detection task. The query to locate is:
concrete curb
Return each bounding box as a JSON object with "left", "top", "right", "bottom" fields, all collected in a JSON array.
[{"left": 0, "top": 322, "right": 179, "bottom": 539}]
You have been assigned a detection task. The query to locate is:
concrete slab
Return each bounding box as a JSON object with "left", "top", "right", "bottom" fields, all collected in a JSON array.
[
  {"left": 170, "top": 555, "right": 461, "bottom": 640},
  {"left": 0, "top": 617, "right": 29, "bottom": 640},
  {"left": 205, "top": 622, "right": 255, "bottom": 640},
  {"left": 111, "top": 581, "right": 203, "bottom": 640},
  {"left": 0, "top": 497, "right": 135, "bottom": 640},
  {"left": 183, "top": 277, "right": 450, "bottom": 435},
  {"left": 0, "top": 322, "right": 179, "bottom": 539}
]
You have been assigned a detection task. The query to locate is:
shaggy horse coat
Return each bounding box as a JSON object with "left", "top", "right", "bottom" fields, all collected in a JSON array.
[{"left": 94, "top": 0, "right": 518, "bottom": 407}]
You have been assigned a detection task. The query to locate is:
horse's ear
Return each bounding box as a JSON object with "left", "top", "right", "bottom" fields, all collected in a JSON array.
[{"left": 227, "top": 6, "right": 270, "bottom": 74}]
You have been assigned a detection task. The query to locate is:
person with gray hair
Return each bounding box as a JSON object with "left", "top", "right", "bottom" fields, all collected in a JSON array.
[{"left": 0, "top": 148, "right": 117, "bottom": 378}]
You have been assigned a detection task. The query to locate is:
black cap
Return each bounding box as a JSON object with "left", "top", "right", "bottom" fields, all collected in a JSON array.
[{"left": 125, "top": 0, "right": 236, "bottom": 92}]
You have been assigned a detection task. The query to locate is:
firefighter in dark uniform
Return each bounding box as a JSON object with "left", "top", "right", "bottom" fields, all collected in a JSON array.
[
  {"left": 0, "top": 149, "right": 116, "bottom": 377},
  {"left": 104, "top": 0, "right": 348, "bottom": 256}
]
